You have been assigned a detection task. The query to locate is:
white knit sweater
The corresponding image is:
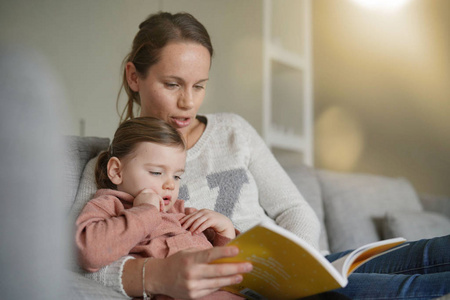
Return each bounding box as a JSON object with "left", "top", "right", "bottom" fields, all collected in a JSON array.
[{"left": 71, "top": 113, "right": 320, "bottom": 296}]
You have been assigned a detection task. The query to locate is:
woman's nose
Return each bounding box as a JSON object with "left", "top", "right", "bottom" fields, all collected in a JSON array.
[{"left": 178, "top": 89, "right": 194, "bottom": 110}]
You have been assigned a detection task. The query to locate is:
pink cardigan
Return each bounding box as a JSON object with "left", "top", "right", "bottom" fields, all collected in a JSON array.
[{"left": 76, "top": 189, "right": 232, "bottom": 272}]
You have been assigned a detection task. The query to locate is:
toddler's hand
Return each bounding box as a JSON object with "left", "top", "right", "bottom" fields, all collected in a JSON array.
[
  {"left": 133, "top": 188, "right": 163, "bottom": 212},
  {"left": 179, "top": 209, "right": 236, "bottom": 239}
]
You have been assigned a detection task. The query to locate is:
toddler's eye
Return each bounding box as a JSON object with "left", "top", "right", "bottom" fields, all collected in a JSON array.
[
  {"left": 174, "top": 175, "right": 182, "bottom": 181},
  {"left": 150, "top": 172, "right": 161, "bottom": 176}
]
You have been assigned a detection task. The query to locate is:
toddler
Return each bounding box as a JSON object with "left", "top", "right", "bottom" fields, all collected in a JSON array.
[{"left": 75, "top": 117, "right": 242, "bottom": 299}]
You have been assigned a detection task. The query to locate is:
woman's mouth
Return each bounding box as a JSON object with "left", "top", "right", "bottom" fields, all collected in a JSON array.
[{"left": 171, "top": 117, "right": 191, "bottom": 128}]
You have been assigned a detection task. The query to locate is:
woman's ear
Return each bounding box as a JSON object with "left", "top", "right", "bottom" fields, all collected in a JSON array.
[
  {"left": 107, "top": 157, "right": 123, "bottom": 185},
  {"left": 125, "top": 62, "right": 140, "bottom": 92}
]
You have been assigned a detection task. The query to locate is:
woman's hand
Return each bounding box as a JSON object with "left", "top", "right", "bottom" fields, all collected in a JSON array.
[
  {"left": 122, "top": 247, "right": 252, "bottom": 299},
  {"left": 145, "top": 246, "right": 252, "bottom": 299},
  {"left": 180, "top": 209, "right": 236, "bottom": 239},
  {"left": 133, "top": 188, "right": 163, "bottom": 212}
]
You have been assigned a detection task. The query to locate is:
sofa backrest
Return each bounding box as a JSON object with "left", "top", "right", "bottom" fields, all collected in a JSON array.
[{"left": 64, "top": 136, "right": 110, "bottom": 214}]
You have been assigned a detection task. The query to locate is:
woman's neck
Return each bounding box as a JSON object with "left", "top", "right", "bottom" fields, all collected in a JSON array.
[{"left": 182, "top": 116, "right": 206, "bottom": 149}]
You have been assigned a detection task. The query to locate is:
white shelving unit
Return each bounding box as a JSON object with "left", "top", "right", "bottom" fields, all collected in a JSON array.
[{"left": 262, "top": 0, "right": 314, "bottom": 166}]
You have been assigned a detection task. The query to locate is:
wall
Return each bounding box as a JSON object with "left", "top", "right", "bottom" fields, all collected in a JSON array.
[
  {"left": 1, "top": 0, "right": 448, "bottom": 197},
  {"left": 313, "top": 0, "right": 450, "bottom": 196},
  {"left": 0, "top": 0, "right": 263, "bottom": 139}
]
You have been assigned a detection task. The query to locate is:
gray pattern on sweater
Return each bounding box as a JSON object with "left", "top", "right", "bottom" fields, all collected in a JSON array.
[
  {"left": 208, "top": 169, "right": 249, "bottom": 218},
  {"left": 179, "top": 185, "right": 190, "bottom": 202},
  {"left": 181, "top": 168, "right": 249, "bottom": 219}
]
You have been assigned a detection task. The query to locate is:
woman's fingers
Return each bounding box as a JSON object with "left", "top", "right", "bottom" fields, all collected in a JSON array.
[
  {"left": 178, "top": 248, "right": 251, "bottom": 298},
  {"left": 147, "top": 247, "right": 252, "bottom": 299},
  {"left": 181, "top": 246, "right": 252, "bottom": 277},
  {"left": 185, "top": 274, "right": 244, "bottom": 298},
  {"left": 197, "top": 262, "right": 250, "bottom": 280},
  {"left": 191, "top": 246, "right": 239, "bottom": 263},
  {"left": 193, "top": 246, "right": 253, "bottom": 274}
]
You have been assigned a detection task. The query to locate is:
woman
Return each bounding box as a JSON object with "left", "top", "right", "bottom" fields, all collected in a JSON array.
[{"left": 73, "top": 12, "right": 450, "bottom": 299}]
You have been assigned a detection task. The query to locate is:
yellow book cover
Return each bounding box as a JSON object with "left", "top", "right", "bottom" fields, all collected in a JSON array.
[{"left": 214, "top": 221, "right": 406, "bottom": 300}]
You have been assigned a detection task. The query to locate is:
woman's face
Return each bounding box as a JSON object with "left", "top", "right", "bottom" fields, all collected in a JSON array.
[{"left": 132, "top": 42, "right": 211, "bottom": 138}]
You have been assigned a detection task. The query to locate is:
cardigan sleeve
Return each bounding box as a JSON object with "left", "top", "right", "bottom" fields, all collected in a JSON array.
[
  {"left": 75, "top": 192, "right": 162, "bottom": 272},
  {"left": 237, "top": 115, "right": 321, "bottom": 250}
]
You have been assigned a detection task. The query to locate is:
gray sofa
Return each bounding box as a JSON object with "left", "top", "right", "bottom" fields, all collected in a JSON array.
[{"left": 63, "top": 135, "right": 450, "bottom": 298}]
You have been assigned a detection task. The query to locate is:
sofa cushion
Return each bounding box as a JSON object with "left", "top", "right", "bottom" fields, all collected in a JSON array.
[
  {"left": 317, "top": 170, "right": 423, "bottom": 253},
  {"left": 382, "top": 211, "right": 450, "bottom": 241},
  {"left": 419, "top": 194, "right": 450, "bottom": 219},
  {"left": 284, "top": 165, "right": 329, "bottom": 253},
  {"left": 64, "top": 136, "right": 110, "bottom": 214}
]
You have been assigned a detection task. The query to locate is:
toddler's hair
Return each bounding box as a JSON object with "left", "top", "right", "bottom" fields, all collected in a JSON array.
[{"left": 95, "top": 117, "right": 186, "bottom": 190}]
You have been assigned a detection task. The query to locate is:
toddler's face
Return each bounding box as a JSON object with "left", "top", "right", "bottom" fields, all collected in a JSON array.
[{"left": 117, "top": 142, "right": 186, "bottom": 212}]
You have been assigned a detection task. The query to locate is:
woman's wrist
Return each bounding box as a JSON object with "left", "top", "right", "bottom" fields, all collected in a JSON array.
[
  {"left": 142, "top": 258, "right": 152, "bottom": 299},
  {"left": 144, "top": 257, "right": 162, "bottom": 296},
  {"left": 121, "top": 258, "right": 156, "bottom": 297}
]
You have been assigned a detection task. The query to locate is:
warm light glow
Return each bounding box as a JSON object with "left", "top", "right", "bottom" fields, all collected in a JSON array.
[
  {"left": 315, "top": 107, "right": 365, "bottom": 171},
  {"left": 349, "top": 0, "right": 411, "bottom": 12}
]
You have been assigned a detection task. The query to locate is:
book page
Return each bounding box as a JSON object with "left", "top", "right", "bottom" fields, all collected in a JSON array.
[
  {"left": 215, "top": 223, "right": 346, "bottom": 299},
  {"left": 331, "top": 238, "right": 407, "bottom": 278},
  {"left": 344, "top": 240, "right": 407, "bottom": 276}
]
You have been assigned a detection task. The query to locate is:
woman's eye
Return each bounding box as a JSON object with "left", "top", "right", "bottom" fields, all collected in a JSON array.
[
  {"left": 165, "top": 83, "right": 179, "bottom": 89},
  {"left": 194, "top": 85, "right": 205, "bottom": 90}
]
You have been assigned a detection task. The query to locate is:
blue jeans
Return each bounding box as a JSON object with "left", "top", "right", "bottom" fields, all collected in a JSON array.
[{"left": 325, "top": 235, "right": 450, "bottom": 300}]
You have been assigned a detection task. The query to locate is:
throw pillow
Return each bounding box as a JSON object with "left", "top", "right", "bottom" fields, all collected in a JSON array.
[
  {"left": 382, "top": 211, "right": 450, "bottom": 241},
  {"left": 317, "top": 170, "right": 422, "bottom": 253}
]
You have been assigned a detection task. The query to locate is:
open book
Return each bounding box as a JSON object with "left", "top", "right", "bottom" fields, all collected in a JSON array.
[{"left": 214, "top": 221, "right": 407, "bottom": 300}]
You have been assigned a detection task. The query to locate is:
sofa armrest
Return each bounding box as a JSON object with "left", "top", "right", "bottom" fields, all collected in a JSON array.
[{"left": 419, "top": 194, "right": 450, "bottom": 219}]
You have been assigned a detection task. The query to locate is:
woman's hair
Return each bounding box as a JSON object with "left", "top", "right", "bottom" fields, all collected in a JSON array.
[
  {"left": 95, "top": 117, "right": 186, "bottom": 190},
  {"left": 118, "top": 12, "right": 213, "bottom": 122}
]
